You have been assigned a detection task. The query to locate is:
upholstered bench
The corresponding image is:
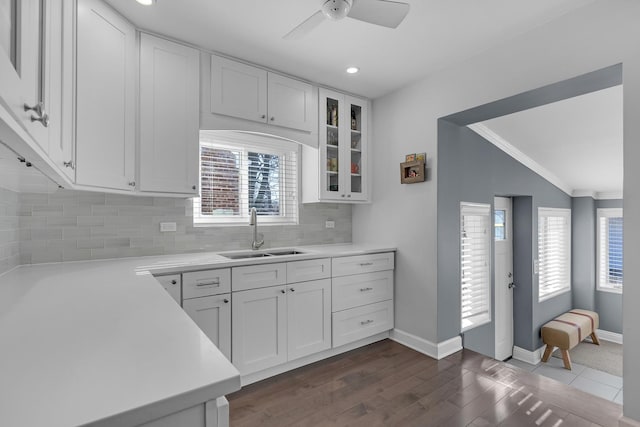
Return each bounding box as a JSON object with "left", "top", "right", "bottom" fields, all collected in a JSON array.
[{"left": 541, "top": 309, "right": 600, "bottom": 370}]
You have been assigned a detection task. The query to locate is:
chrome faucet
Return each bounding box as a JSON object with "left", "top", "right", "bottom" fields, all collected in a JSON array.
[{"left": 249, "top": 207, "right": 264, "bottom": 250}]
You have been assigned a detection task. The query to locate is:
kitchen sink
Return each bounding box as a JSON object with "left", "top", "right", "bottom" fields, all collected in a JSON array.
[{"left": 220, "top": 249, "right": 307, "bottom": 260}]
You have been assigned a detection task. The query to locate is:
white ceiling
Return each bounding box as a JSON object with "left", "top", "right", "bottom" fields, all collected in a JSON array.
[
  {"left": 103, "top": 0, "right": 594, "bottom": 99},
  {"left": 474, "top": 85, "right": 623, "bottom": 197}
]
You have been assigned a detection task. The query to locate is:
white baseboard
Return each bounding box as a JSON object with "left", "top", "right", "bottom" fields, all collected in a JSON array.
[
  {"left": 597, "top": 329, "right": 623, "bottom": 344},
  {"left": 619, "top": 416, "right": 640, "bottom": 427},
  {"left": 389, "top": 328, "right": 462, "bottom": 360},
  {"left": 513, "top": 345, "right": 546, "bottom": 365}
]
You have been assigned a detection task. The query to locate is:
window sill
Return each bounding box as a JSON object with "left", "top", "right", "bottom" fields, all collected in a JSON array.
[
  {"left": 596, "top": 286, "right": 623, "bottom": 294},
  {"left": 461, "top": 316, "right": 491, "bottom": 333},
  {"left": 193, "top": 220, "right": 298, "bottom": 228}
]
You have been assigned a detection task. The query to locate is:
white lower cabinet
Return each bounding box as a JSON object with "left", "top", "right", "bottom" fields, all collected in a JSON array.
[
  {"left": 287, "top": 279, "right": 332, "bottom": 361},
  {"left": 183, "top": 294, "right": 232, "bottom": 360},
  {"left": 332, "top": 300, "right": 394, "bottom": 348},
  {"left": 155, "top": 274, "right": 181, "bottom": 304},
  {"left": 232, "top": 285, "right": 287, "bottom": 375}
]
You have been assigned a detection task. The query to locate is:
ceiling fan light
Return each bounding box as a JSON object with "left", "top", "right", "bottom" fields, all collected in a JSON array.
[
  {"left": 346, "top": 66, "right": 359, "bottom": 74},
  {"left": 136, "top": 0, "right": 155, "bottom": 5},
  {"left": 322, "top": 0, "right": 352, "bottom": 21}
]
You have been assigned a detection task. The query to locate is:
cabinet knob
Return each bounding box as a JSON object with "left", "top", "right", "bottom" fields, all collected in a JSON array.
[
  {"left": 270, "top": 117, "right": 275, "bottom": 121},
  {"left": 290, "top": 288, "right": 295, "bottom": 292},
  {"left": 260, "top": 114, "right": 266, "bottom": 119},
  {"left": 63, "top": 160, "right": 75, "bottom": 170},
  {"left": 128, "top": 181, "right": 136, "bottom": 187},
  {"left": 223, "top": 299, "right": 229, "bottom": 303},
  {"left": 30, "top": 112, "right": 50, "bottom": 127},
  {"left": 341, "top": 194, "right": 346, "bottom": 198},
  {"left": 192, "top": 185, "right": 197, "bottom": 190},
  {"left": 280, "top": 289, "right": 286, "bottom": 294},
  {"left": 170, "top": 280, "right": 177, "bottom": 285},
  {"left": 347, "top": 195, "right": 352, "bottom": 198}
]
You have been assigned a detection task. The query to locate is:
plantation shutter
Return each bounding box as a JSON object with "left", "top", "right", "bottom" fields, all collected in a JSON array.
[
  {"left": 538, "top": 208, "right": 571, "bottom": 301},
  {"left": 193, "top": 132, "right": 299, "bottom": 225},
  {"left": 461, "top": 202, "right": 491, "bottom": 331},
  {"left": 597, "top": 209, "right": 623, "bottom": 291}
]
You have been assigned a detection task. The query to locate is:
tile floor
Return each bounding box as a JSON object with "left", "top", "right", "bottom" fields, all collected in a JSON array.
[{"left": 507, "top": 354, "right": 623, "bottom": 404}]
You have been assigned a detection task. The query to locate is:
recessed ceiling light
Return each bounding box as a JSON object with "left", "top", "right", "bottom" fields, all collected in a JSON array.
[
  {"left": 346, "top": 67, "right": 359, "bottom": 74},
  {"left": 136, "top": 0, "right": 155, "bottom": 5}
]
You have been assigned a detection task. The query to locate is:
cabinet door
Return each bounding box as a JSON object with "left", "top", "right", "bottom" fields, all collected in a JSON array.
[
  {"left": 345, "top": 96, "right": 368, "bottom": 201},
  {"left": 232, "top": 286, "right": 287, "bottom": 375},
  {"left": 267, "top": 73, "right": 315, "bottom": 132},
  {"left": 76, "top": 0, "right": 136, "bottom": 190},
  {"left": 139, "top": 33, "right": 199, "bottom": 194},
  {"left": 0, "top": 0, "right": 49, "bottom": 150},
  {"left": 155, "top": 274, "right": 181, "bottom": 304},
  {"left": 287, "top": 279, "right": 331, "bottom": 361},
  {"left": 183, "top": 294, "right": 232, "bottom": 361},
  {"left": 46, "top": 0, "right": 75, "bottom": 180},
  {"left": 210, "top": 55, "right": 267, "bottom": 124},
  {"left": 319, "top": 88, "right": 344, "bottom": 201}
]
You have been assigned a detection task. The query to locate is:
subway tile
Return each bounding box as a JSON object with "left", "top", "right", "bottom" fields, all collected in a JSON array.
[
  {"left": 76, "top": 239, "right": 104, "bottom": 249},
  {"left": 30, "top": 228, "right": 63, "bottom": 241},
  {"left": 32, "top": 205, "right": 64, "bottom": 216},
  {"left": 63, "top": 248, "right": 93, "bottom": 262},
  {"left": 91, "top": 205, "right": 119, "bottom": 216},
  {"left": 63, "top": 205, "right": 93, "bottom": 216},
  {"left": 46, "top": 216, "right": 78, "bottom": 227},
  {"left": 103, "top": 237, "right": 131, "bottom": 248},
  {"left": 63, "top": 228, "right": 91, "bottom": 239}
]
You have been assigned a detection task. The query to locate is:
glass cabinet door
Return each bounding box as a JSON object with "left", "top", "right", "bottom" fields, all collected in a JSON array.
[
  {"left": 346, "top": 96, "right": 367, "bottom": 201},
  {"left": 324, "top": 95, "right": 341, "bottom": 197}
]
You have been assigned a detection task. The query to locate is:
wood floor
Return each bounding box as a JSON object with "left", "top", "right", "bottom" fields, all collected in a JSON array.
[{"left": 228, "top": 339, "right": 622, "bottom": 426}]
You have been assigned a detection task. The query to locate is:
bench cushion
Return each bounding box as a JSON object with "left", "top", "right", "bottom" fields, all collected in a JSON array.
[{"left": 541, "top": 309, "right": 599, "bottom": 350}]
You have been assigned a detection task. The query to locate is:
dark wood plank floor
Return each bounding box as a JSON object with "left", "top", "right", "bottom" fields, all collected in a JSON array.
[{"left": 228, "top": 339, "right": 622, "bottom": 426}]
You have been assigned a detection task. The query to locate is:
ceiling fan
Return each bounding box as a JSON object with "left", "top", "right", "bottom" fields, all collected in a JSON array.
[{"left": 284, "top": 0, "right": 410, "bottom": 40}]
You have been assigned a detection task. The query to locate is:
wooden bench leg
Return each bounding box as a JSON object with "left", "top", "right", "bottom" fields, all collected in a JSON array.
[
  {"left": 542, "top": 344, "right": 554, "bottom": 363},
  {"left": 590, "top": 332, "right": 601, "bottom": 345},
  {"left": 560, "top": 349, "right": 572, "bottom": 370}
]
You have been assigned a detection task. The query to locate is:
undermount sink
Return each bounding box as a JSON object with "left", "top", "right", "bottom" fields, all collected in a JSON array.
[{"left": 220, "top": 249, "right": 307, "bottom": 260}]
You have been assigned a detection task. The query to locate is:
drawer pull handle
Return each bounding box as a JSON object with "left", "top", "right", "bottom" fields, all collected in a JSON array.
[
  {"left": 359, "top": 287, "right": 373, "bottom": 292},
  {"left": 359, "top": 262, "right": 373, "bottom": 266},
  {"left": 290, "top": 288, "right": 295, "bottom": 292},
  {"left": 360, "top": 319, "right": 374, "bottom": 325},
  {"left": 281, "top": 289, "right": 286, "bottom": 294},
  {"left": 170, "top": 280, "right": 177, "bottom": 285},
  {"left": 196, "top": 279, "right": 220, "bottom": 287}
]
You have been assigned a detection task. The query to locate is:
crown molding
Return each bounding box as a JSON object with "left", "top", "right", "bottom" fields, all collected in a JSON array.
[{"left": 468, "top": 123, "right": 573, "bottom": 196}]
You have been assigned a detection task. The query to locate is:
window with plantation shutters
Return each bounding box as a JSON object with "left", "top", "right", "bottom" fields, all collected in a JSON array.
[
  {"left": 460, "top": 202, "right": 492, "bottom": 332},
  {"left": 538, "top": 207, "right": 571, "bottom": 301},
  {"left": 597, "top": 208, "right": 623, "bottom": 292},
  {"left": 193, "top": 131, "right": 299, "bottom": 225}
]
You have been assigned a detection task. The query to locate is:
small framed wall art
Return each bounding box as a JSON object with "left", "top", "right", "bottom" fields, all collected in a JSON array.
[{"left": 400, "top": 159, "right": 425, "bottom": 184}]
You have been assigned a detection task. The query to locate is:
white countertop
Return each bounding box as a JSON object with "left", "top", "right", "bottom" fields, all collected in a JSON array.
[{"left": 0, "top": 243, "right": 395, "bottom": 427}]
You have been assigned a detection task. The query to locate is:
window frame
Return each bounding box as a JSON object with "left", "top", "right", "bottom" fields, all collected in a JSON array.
[
  {"left": 537, "top": 207, "right": 572, "bottom": 302},
  {"left": 460, "top": 202, "right": 492, "bottom": 332},
  {"left": 596, "top": 208, "right": 623, "bottom": 294},
  {"left": 194, "top": 131, "right": 300, "bottom": 227}
]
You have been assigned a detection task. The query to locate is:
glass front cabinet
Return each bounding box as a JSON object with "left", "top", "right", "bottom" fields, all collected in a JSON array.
[{"left": 317, "top": 88, "right": 368, "bottom": 202}]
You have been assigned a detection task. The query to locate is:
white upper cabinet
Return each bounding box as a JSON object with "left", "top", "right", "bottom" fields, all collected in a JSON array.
[
  {"left": 267, "top": 73, "right": 315, "bottom": 132},
  {"left": 208, "top": 55, "right": 317, "bottom": 134},
  {"left": 302, "top": 89, "right": 369, "bottom": 203},
  {"left": 139, "top": 33, "right": 199, "bottom": 194},
  {"left": 211, "top": 55, "right": 267, "bottom": 123},
  {"left": 75, "top": 0, "right": 136, "bottom": 191}
]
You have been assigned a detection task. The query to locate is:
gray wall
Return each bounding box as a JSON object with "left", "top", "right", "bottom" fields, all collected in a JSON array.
[
  {"left": 437, "top": 120, "right": 573, "bottom": 357},
  {"left": 572, "top": 197, "right": 596, "bottom": 311},
  {"left": 17, "top": 189, "right": 351, "bottom": 264},
  {"left": 595, "top": 199, "right": 623, "bottom": 334},
  {"left": 0, "top": 187, "right": 20, "bottom": 274}
]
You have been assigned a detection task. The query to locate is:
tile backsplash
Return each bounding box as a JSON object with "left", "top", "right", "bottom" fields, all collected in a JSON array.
[
  {"left": 17, "top": 189, "right": 352, "bottom": 264},
  {"left": 0, "top": 187, "right": 20, "bottom": 274}
]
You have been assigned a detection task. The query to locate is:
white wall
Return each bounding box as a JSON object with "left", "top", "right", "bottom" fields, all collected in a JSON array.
[{"left": 352, "top": 0, "right": 640, "bottom": 420}]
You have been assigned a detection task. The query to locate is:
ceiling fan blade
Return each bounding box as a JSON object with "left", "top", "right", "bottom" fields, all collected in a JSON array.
[
  {"left": 283, "top": 10, "right": 325, "bottom": 40},
  {"left": 347, "top": 0, "right": 410, "bottom": 28}
]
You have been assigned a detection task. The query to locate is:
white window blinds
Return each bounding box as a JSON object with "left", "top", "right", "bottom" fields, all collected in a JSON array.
[
  {"left": 194, "top": 131, "right": 299, "bottom": 225},
  {"left": 597, "top": 208, "right": 623, "bottom": 292},
  {"left": 538, "top": 207, "right": 571, "bottom": 301},
  {"left": 461, "top": 202, "right": 492, "bottom": 332}
]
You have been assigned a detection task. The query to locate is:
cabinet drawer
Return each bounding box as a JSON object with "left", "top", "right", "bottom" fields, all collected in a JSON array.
[
  {"left": 287, "top": 258, "right": 331, "bottom": 283},
  {"left": 155, "top": 274, "right": 181, "bottom": 304},
  {"left": 332, "top": 252, "right": 395, "bottom": 277},
  {"left": 183, "top": 269, "right": 231, "bottom": 299},
  {"left": 332, "top": 270, "right": 393, "bottom": 312},
  {"left": 232, "top": 263, "right": 286, "bottom": 292},
  {"left": 332, "top": 300, "right": 394, "bottom": 348}
]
